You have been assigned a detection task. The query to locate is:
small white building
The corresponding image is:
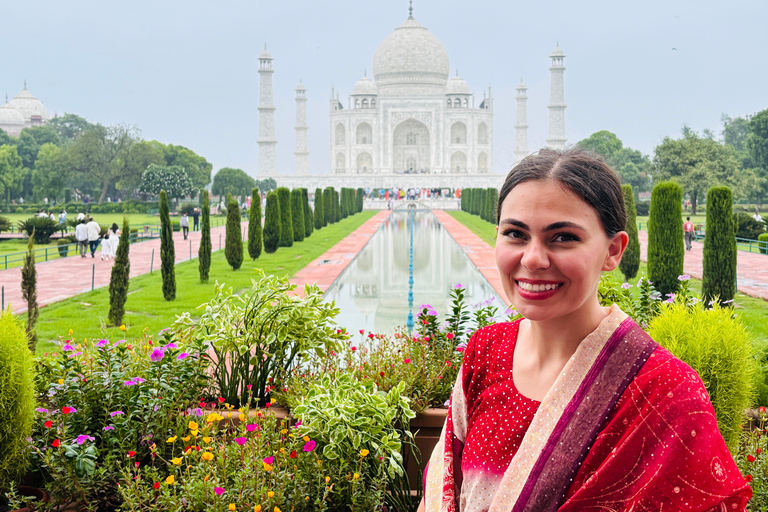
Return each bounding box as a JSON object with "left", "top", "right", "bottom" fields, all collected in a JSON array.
[{"left": 328, "top": 13, "right": 493, "bottom": 176}]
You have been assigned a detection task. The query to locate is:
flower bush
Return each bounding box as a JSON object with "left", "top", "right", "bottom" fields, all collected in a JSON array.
[
  {"left": 737, "top": 408, "right": 768, "bottom": 511},
  {"left": 28, "top": 328, "right": 208, "bottom": 510}
]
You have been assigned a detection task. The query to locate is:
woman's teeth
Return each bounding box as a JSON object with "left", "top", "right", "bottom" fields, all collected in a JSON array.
[{"left": 517, "top": 281, "right": 561, "bottom": 292}]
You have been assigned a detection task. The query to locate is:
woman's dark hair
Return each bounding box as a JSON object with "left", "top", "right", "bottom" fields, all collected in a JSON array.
[
  {"left": 496, "top": 147, "right": 626, "bottom": 237},
  {"left": 111, "top": 223, "right": 119, "bottom": 232}
]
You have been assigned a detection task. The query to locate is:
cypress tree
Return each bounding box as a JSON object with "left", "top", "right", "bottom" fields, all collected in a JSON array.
[
  {"left": 277, "top": 187, "right": 294, "bottom": 247},
  {"left": 334, "top": 189, "right": 341, "bottom": 222},
  {"left": 476, "top": 188, "right": 486, "bottom": 217},
  {"left": 263, "top": 191, "right": 280, "bottom": 253},
  {"left": 225, "top": 199, "right": 243, "bottom": 270},
  {"left": 340, "top": 189, "right": 349, "bottom": 219},
  {"left": 159, "top": 190, "right": 176, "bottom": 301},
  {"left": 108, "top": 218, "right": 131, "bottom": 326},
  {"left": 302, "top": 188, "right": 313, "bottom": 238},
  {"left": 20, "top": 232, "right": 38, "bottom": 347},
  {"left": 703, "top": 186, "right": 737, "bottom": 305},
  {"left": 647, "top": 181, "right": 684, "bottom": 299},
  {"left": 198, "top": 190, "right": 211, "bottom": 282},
  {"left": 323, "top": 188, "right": 333, "bottom": 226},
  {"left": 314, "top": 188, "right": 324, "bottom": 230},
  {"left": 291, "top": 188, "right": 305, "bottom": 242},
  {"left": 619, "top": 185, "right": 640, "bottom": 282},
  {"left": 248, "top": 188, "right": 262, "bottom": 260},
  {"left": 461, "top": 190, "right": 466, "bottom": 212},
  {"left": 357, "top": 187, "right": 365, "bottom": 213},
  {"left": 485, "top": 187, "right": 498, "bottom": 224}
]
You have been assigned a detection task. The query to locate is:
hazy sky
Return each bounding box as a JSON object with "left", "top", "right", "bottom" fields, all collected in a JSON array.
[{"left": 3, "top": 0, "right": 766, "bottom": 177}]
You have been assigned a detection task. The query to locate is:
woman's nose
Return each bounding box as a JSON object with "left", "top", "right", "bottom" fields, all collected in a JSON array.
[{"left": 521, "top": 239, "right": 550, "bottom": 271}]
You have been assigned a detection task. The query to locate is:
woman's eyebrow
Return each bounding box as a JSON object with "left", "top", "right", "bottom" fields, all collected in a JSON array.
[{"left": 498, "top": 219, "right": 586, "bottom": 232}]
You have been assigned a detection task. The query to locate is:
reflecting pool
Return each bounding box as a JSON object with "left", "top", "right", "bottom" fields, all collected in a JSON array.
[{"left": 323, "top": 210, "right": 503, "bottom": 334}]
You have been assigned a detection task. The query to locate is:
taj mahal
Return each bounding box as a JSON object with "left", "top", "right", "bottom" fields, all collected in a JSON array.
[
  {"left": 0, "top": 83, "right": 50, "bottom": 137},
  {"left": 259, "top": 5, "right": 567, "bottom": 190}
]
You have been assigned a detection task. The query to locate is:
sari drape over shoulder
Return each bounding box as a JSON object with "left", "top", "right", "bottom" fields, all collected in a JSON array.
[{"left": 424, "top": 305, "right": 751, "bottom": 512}]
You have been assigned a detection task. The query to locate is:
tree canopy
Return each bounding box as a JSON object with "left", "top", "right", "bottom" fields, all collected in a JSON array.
[
  {"left": 577, "top": 130, "right": 652, "bottom": 192},
  {"left": 212, "top": 167, "right": 256, "bottom": 197},
  {"left": 138, "top": 164, "right": 194, "bottom": 199}
]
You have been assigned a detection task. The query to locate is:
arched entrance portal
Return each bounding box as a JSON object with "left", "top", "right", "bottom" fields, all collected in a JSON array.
[{"left": 393, "top": 119, "right": 430, "bottom": 173}]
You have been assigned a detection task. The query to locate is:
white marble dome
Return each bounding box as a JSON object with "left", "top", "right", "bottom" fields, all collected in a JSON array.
[
  {"left": 352, "top": 75, "right": 378, "bottom": 96},
  {"left": 259, "top": 47, "right": 273, "bottom": 60},
  {"left": 8, "top": 87, "right": 49, "bottom": 123},
  {"left": 0, "top": 103, "right": 26, "bottom": 136},
  {"left": 372, "top": 17, "right": 449, "bottom": 88},
  {"left": 446, "top": 75, "right": 470, "bottom": 95}
]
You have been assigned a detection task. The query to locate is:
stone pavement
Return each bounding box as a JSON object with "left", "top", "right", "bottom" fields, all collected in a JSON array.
[
  {"left": 290, "top": 210, "right": 391, "bottom": 294},
  {"left": 1, "top": 224, "right": 235, "bottom": 314}
]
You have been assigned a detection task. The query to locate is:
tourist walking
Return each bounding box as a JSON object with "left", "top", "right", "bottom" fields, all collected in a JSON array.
[
  {"left": 192, "top": 208, "right": 200, "bottom": 231},
  {"left": 58, "top": 210, "right": 68, "bottom": 233},
  {"left": 754, "top": 208, "right": 763, "bottom": 224},
  {"left": 75, "top": 219, "right": 88, "bottom": 258},
  {"left": 180, "top": 212, "right": 190, "bottom": 240},
  {"left": 76, "top": 211, "right": 86, "bottom": 222},
  {"left": 101, "top": 223, "right": 120, "bottom": 260},
  {"left": 86, "top": 216, "right": 101, "bottom": 258},
  {"left": 683, "top": 216, "right": 695, "bottom": 251},
  {"left": 420, "top": 148, "right": 749, "bottom": 512}
]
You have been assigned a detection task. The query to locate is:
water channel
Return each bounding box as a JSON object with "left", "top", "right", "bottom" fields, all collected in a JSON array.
[{"left": 323, "top": 210, "right": 502, "bottom": 334}]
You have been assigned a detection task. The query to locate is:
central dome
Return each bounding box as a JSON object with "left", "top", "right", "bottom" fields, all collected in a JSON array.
[{"left": 372, "top": 17, "right": 450, "bottom": 89}]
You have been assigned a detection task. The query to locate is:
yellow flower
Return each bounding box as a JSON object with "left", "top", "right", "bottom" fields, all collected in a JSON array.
[
  {"left": 227, "top": 412, "right": 233, "bottom": 418},
  {"left": 305, "top": 496, "right": 309, "bottom": 501},
  {"left": 58, "top": 379, "right": 64, "bottom": 385},
  {"left": 167, "top": 436, "right": 177, "bottom": 444},
  {"left": 270, "top": 398, "right": 276, "bottom": 404},
  {"left": 203, "top": 436, "right": 212, "bottom": 444},
  {"left": 316, "top": 460, "right": 322, "bottom": 466},
  {"left": 120, "top": 324, "right": 126, "bottom": 331},
  {"left": 267, "top": 491, "right": 275, "bottom": 498},
  {"left": 202, "top": 452, "right": 214, "bottom": 461},
  {"left": 280, "top": 429, "right": 287, "bottom": 435},
  {"left": 69, "top": 329, "right": 73, "bottom": 335},
  {"left": 204, "top": 474, "right": 210, "bottom": 482},
  {"left": 303, "top": 436, "right": 310, "bottom": 442},
  {"left": 279, "top": 448, "right": 285, "bottom": 454},
  {"left": 171, "top": 457, "right": 183, "bottom": 465},
  {"left": 191, "top": 430, "right": 199, "bottom": 437},
  {"left": 353, "top": 473, "right": 360, "bottom": 480},
  {"left": 206, "top": 413, "right": 223, "bottom": 423},
  {"left": 274, "top": 508, "right": 281, "bottom": 512},
  {"left": 182, "top": 436, "right": 191, "bottom": 442},
  {"left": 254, "top": 506, "right": 261, "bottom": 512},
  {"left": 188, "top": 421, "right": 199, "bottom": 431},
  {"left": 229, "top": 504, "right": 236, "bottom": 511},
  {"left": 263, "top": 463, "right": 273, "bottom": 472},
  {"left": 360, "top": 449, "right": 369, "bottom": 457},
  {"left": 288, "top": 433, "right": 294, "bottom": 438},
  {"left": 184, "top": 447, "right": 192, "bottom": 455},
  {"left": 325, "top": 476, "right": 330, "bottom": 484},
  {"left": 166, "top": 475, "right": 175, "bottom": 485}
]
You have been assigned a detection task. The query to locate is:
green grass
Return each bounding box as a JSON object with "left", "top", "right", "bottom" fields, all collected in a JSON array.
[
  {"left": 449, "top": 210, "right": 768, "bottom": 344},
  {"left": 26, "top": 211, "right": 377, "bottom": 355}
]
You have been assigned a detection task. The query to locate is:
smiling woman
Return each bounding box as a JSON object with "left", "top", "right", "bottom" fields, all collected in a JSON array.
[{"left": 420, "top": 148, "right": 751, "bottom": 512}]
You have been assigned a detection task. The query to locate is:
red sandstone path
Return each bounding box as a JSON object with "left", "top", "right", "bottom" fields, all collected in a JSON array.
[
  {"left": 290, "top": 211, "right": 391, "bottom": 293},
  {"left": 1, "top": 224, "right": 236, "bottom": 314}
]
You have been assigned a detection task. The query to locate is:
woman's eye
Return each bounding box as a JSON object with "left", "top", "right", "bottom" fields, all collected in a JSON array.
[
  {"left": 553, "top": 231, "right": 580, "bottom": 242},
  {"left": 502, "top": 229, "right": 526, "bottom": 240}
]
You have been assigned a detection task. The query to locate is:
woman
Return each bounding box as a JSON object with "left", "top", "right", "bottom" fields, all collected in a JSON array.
[
  {"left": 101, "top": 223, "right": 120, "bottom": 261},
  {"left": 420, "top": 149, "right": 750, "bottom": 511}
]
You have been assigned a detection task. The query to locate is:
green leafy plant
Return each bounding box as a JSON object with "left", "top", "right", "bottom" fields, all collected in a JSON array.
[
  {"left": 484, "top": 187, "right": 497, "bottom": 224},
  {"left": 172, "top": 270, "right": 346, "bottom": 407},
  {"left": 323, "top": 188, "right": 333, "bottom": 226},
  {"left": 291, "top": 188, "right": 305, "bottom": 243},
  {"left": 0, "top": 310, "right": 35, "bottom": 494},
  {"left": 619, "top": 184, "right": 640, "bottom": 281},
  {"left": 735, "top": 409, "right": 768, "bottom": 511},
  {"left": 198, "top": 190, "right": 212, "bottom": 282},
  {"left": 108, "top": 218, "right": 131, "bottom": 327},
  {"left": 263, "top": 191, "right": 280, "bottom": 254},
  {"left": 18, "top": 216, "right": 61, "bottom": 243},
  {"left": 647, "top": 181, "right": 684, "bottom": 298},
  {"left": 21, "top": 233, "right": 38, "bottom": 346},
  {"left": 733, "top": 212, "right": 765, "bottom": 240},
  {"left": 314, "top": 187, "right": 324, "bottom": 230},
  {"left": 703, "top": 187, "right": 737, "bottom": 305},
  {"left": 225, "top": 199, "right": 243, "bottom": 271},
  {"left": 0, "top": 215, "right": 11, "bottom": 233},
  {"left": 759, "top": 233, "right": 768, "bottom": 254},
  {"left": 159, "top": 190, "right": 176, "bottom": 301},
  {"left": 357, "top": 187, "right": 365, "bottom": 213},
  {"left": 598, "top": 274, "right": 662, "bottom": 329},
  {"left": 301, "top": 188, "right": 313, "bottom": 238},
  {"left": 248, "top": 188, "right": 263, "bottom": 260},
  {"left": 277, "top": 187, "right": 294, "bottom": 247}
]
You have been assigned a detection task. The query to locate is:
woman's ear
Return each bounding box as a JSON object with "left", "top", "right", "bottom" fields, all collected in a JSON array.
[{"left": 602, "top": 231, "right": 629, "bottom": 272}]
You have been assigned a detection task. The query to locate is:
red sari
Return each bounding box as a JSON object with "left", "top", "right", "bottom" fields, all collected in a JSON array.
[{"left": 424, "top": 305, "right": 751, "bottom": 512}]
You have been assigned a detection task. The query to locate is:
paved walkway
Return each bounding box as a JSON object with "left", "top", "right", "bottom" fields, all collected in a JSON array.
[
  {"left": 290, "top": 211, "right": 391, "bottom": 294},
  {"left": 1, "top": 224, "right": 235, "bottom": 314}
]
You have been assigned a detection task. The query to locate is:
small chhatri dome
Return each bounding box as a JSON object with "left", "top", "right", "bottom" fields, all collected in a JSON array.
[
  {"left": 296, "top": 81, "right": 307, "bottom": 91},
  {"left": 446, "top": 74, "right": 470, "bottom": 95},
  {"left": 372, "top": 16, "right": 450, "bottom": 89},
  {"left": 8, "top": 85, "right": 49, "bottom": 122},
  {"left": 551, "top": 44, "right": 565, "bottom": 57},
  {"left": 259, "top": 45, "right": 273, "bottom": 60},
  {"left": 352, "top": 75, "right": 378, "bottom": 96},
  {"left": 516, "top": 78, "right": 527, "bottom": 89}
]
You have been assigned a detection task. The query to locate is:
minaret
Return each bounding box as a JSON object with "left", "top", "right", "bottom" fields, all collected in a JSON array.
[
  {"left": 515, "top": 79, "right": 529, "bottom": 163},
  {"left": 546, "top": 44, "right": 567, "bottom": 149},
  {"left": 258, "top": 46, "right": 277, "bottom": 175},
  {"left": 294, "top": 81, "right": 309, "bottom": 176}
]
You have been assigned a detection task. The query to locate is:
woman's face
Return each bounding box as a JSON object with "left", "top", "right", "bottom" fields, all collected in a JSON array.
[{"left": 494, "top": 179, "right": 627, "bottom": 323}]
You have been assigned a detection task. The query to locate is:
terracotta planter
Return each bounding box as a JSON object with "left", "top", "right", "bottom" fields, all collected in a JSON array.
[
  {"left": 404, "top": 407, "right": 448, "bottom": 487},
  {"left": 8, "top": 486, "right": 49, "bottom": 512}
]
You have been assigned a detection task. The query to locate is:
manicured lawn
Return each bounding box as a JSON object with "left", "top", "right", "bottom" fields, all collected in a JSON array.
[
  {"left": 29, "top": 211, "right": 377, "bottom": 355},
  {"left": 448, "top": 210, "right": 768, "bottom": 344}
]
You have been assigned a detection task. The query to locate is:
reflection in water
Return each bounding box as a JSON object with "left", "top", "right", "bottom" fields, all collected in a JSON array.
[{"left": 324, "top": 211, "right": 502, "bottom": 334}]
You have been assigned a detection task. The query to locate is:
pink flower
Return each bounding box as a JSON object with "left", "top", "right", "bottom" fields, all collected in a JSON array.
[
  {"left": 124, "top": 380, "right": 136, "bottom": 386},
  {"left": 446, "top": 333, "right": 454, "bottom": 340},
  {"left": 263, "top": 456, "right": 274, "bottom": 464},
  {"left": 76, "top": 434, "right": 95, "bottom": 445},
  {"left": 351, "top": 346, "right": 357, "bottom": 352},
  {"left": 96, "top": 339, "right": 109, "bottom": 347},
  {"left": 150, "top": 348, "right": 165, "bottom": 362},
  {"left": 214, "top": 487, "right": 225, "bottom": 495},
  {"left": 359, "top": 329, "right": 365, "bottom": 335},
  {"left": 403, "top": 359, "right": 411, "bottom": 364},
  {"left": 303, "top": 440, "right": 316, "bottom": 452},
  {"left": 234, "top": 437, "right": 247, "bottom": 446},
  {"left": 246, "top": 384, "right": 252, "bottom": 390},
  {"left": 110, "top": 411, "right": 124, "bottom": 417},
  {"left": 177, "top": 352, "right": 189, "bottom": 360},
  {"left": 246, "top": 424, "right": 258, "bottom": 432}
]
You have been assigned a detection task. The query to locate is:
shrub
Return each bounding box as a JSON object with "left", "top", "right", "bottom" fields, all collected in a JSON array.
[
  {"left": 198, "top": 190, "right": 212, "bottom": 282},
  {"left": 357, "top": 187, "right": 365, "bottom": 213},
  {"left": 647, "top": 181, "right": 684, "bottom": 299},
  {"left": 733, "top": 212, "right": 764, "bottom": 240},
  {"left": 647, "top": 301, "right": 759, "bottom": 451},
  {"left": 476, "top": 188, "right": 486, "bottom": 217},
  {"left": 291, "top": 188, "right": 305, "bottom": 242},
  {"left": 323, "top": 188, "right": 333, "bottom": 226},
  {"left": 225, "top": 200, "right": 243, "bottom": 270},
  {"left": 248, "top": 188, "right": 262, "bottom": 260},
  {"left": 0, "top": 215, "right": 10, "bottom": 233},
  {"left": 263, "top": 191, "right": 280, "bottom": 254},
  {"left": 18, "top": 216, "right": 61, "bottom": 244},
  {"left": 620, "top": 184, "right": 641, "bottom": 281},
  {"left": 635, "top": 201, "right": 650, "bottom": 216},
  {"left": 0, "top": 311, "right": 35, "bottom": 493},
  {"left": 108, "top": 218, "right": 131, "bottom": 327},
  {"left": 179, "top": 203, "right": 196, "bottom": 216},
  {"left": 485, "top": 187, "right": 498, "bottom": 224},
  {"left": 56, "top": 238, "right": 71, "bottom": 258},
  {"left": 340, "top": 188, "right": 349, "bottom": 219},
  {"left": 314, "top": 188, "right": 324, "bottom": 230},
  {"left": 759, "top": 233, "right": 768, "bottom": 254},
  {"left": 21, "top": 234, "right": 38, "bottom": 346},
  {"left": 277, "top": 187, "right": 293, "bottom": 247},
  {"left": 703, "top": 187, "right": 737, "bottom": 305},
  {"left": 302, "top": 188, "right": 313, "bottom": 238},
  {"left": 159, "top": 190, "right": 176, "bottom": 301}
]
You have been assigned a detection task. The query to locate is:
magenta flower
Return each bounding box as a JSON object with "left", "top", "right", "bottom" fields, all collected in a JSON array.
[
  {"left": 456, "top": 342, "right": 468, "bottom": 353},
  {"left": 303, "top": 440, "right": 316, "bottom": 452},
  {"left": 150, "top": 349, "right": 165, "bottom": 362},
  {"left": 96, "top": 339, "right": 109, "bottom": 347},
  {"left": 110, "top": 411, "right": 124, "bottom": 417},
  {"left": 103, "top": 425, "right": 115, "bottom": 431},
  {"left": 234, "top": 437, "right": 247, "bottom": 446},
  {"left": 263, "top": 456, "right": 274, "bottom": 464},
  {"left": 134, "top": 377, "right": 146, "bottom": 384},
  {"left": 621, "top": 282, "right": 631, "bottom": 289},
  {"left": 453, "top": 283, "right": 464, "bottom": 289},
  {"left": 177, "top": 352, "right": 189, "bottom": 360},
  {"left": 164, "top": 343, "right": 178, "bottom": 349},
  {"left": 403, "top": 358, "right": 412, "bottom": 364},
  {"left": 246, "top": 424, "right": 257, "bottom": 432},
  {"left": 214, "top": 487, "right": 225, "bottom": 495},
  {"left": 35, "top": 408, "right": 49, "bottom": 414},
  {"left": 124, "top": 380, "right": 136, "bottom": 386},
  {"left": 62, "top": 344, "right": 74, "bottom": 351},
  {"left": 678, "top": 274, "right": 691, "bottom": 281},
  {"left": 76, "top": 435, "right": 95, "bottom": 445}
]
